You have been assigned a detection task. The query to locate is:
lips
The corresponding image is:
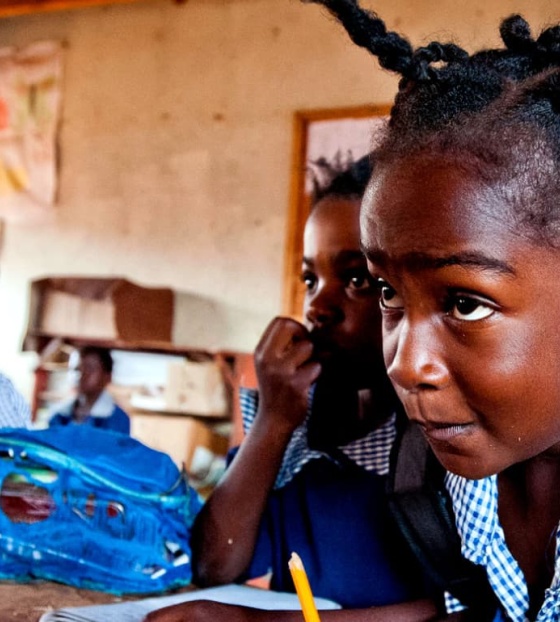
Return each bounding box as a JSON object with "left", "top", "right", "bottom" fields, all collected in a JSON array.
[
  {"left": 399, "top": 393, "right": 476, "bottom": 443},
  {"left": 418, "top": 421, "right": 475, "bottom": 442}
]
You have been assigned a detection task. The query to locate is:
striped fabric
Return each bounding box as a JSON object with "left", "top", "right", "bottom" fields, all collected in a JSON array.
[
  {"left": 444, "top": 472, "right": 560, "bottom": 621},
  {"left": 239, "top": 386, "right": 396, "bottom": 490},
  {"left": 0, "top": 374, "right": 31, "bottom": 429}
]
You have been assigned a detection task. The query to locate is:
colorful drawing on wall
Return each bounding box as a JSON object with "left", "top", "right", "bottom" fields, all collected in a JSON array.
[
  {"left": 283, "top": 106, "right": 390, "bottom": 318},
  {"left": 0, "top": 41, "right": 63, "bottom": 222}
]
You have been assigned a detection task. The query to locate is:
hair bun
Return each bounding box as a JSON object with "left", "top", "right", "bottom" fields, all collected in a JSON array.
[
  {"left": 500, "top": 15, "right": 535, "bottom": 53},
  {"left": 409, "top": 42, "right": 468, "bottom": 81},
  {"left": 536, "top": 26, "right": 560, "bottom": 63}
]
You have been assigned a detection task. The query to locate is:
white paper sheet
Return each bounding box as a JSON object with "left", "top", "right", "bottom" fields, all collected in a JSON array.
[{"left": 39, "top": 583, "right": 341, "bottom": 621}]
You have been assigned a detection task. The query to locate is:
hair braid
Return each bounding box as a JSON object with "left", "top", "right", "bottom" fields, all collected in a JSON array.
[
  {"left": 499, "top": 15, "right": 535, "bottom": 54},
  {"left": 409, "top": 42, "right": 469, "bottom": 81},
  {"left": 302, "top": 0, "right": 560, "bottom": 246},
  {"left": 302, "top": 0, "right": 414, "bottom": 76},
  {"left": 535, "top": 25, "right": 560, "bottom": 62},
  {"left": 499, "top": 15, "right": 560, "bottom": 69}
]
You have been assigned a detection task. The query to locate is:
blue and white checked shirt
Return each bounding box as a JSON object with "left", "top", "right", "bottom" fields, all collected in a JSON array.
[
  {"left": 242, "top": 388, "right": 560, "bottom": 620},
  {"left": 239, "top": 386, "right": 397, "bottom": 489},
  {"left": 0, "top": 373, "right": 31, "bottom": 429},
  {"left": 445, "top": 473, "right": 560, "bottom": 621}
]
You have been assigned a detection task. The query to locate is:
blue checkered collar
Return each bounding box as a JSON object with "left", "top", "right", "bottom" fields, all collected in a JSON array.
[
  {"left": 239, "top": 386, "right": 396, "bottom": 490},
  {"left": 445, "top": 472, "right": 560, "bottom": 621}
]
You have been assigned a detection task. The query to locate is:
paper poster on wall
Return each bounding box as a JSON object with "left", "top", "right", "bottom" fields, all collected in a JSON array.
[{"left": 0, "top": 40, "right": 63, "bottom": 223}]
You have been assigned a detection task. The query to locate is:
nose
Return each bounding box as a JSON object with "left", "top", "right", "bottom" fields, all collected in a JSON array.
[
  {"left": 305, "top": 284, "right": 343, "bottom": 328},
  {"left": 385, "top": 316, "right": 450, "bottom": 393}
]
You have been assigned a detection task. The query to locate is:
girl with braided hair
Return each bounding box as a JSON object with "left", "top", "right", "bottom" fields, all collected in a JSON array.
[{"left": 301, "top": 2, "right": 560, "bottom": 621}]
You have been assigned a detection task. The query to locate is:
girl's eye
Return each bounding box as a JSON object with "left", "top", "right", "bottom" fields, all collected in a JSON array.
[
  {"left": 301, "top": 271, "right": 316, "bottom": 291},
  {"left": 377, "top": 279, "right": 403, "bottom": 309},
  {"left": 347, "top": 271, "right": 373, "bottom": 292},
  {"left": 449, "top": 295, "right": 494, "bottom": 321}
]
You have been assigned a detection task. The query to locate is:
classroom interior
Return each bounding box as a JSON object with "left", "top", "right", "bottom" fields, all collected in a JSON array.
[
  {"left": 2, "top": 0, "right": 557, "bottom": 462},
  {"left": 0, "top": 0, "right": 559, "bottom": 617},
  {"left": 0, "top": 0, "right": 559, "bottom": 498}
]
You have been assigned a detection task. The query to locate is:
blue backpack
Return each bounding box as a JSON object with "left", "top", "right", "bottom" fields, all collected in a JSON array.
[{"left": 0, "top": 426, "right": 202, "bottom": 594}]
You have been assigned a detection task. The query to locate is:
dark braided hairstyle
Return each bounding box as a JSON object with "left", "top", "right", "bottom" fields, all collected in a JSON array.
[
  {"left": 302, "top": 1, "right": 560, "bottom": 245},
  {"left": 308, "top": 150, "right": 374, "bottom": 206}
]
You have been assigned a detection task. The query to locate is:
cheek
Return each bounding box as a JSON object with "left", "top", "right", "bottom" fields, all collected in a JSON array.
[
  {"left": 455, "top": 324, "right": 560, "bottom": 441},
  {"left": 348, "top": 302, "right": 382, "bottom": 345},
  {"left": 82, "top": 372, "right": 102, "bottom": 387},
  {"left": 467, "top": 321, "right": 552, "bottom": 385},
  {"left": 380, "top": 317, "right": 399, "bottom": 367}
]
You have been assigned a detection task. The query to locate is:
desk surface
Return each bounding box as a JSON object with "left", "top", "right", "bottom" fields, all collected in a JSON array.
[{"left": 0, "top": 581, "right": 136, "bottom": 621}]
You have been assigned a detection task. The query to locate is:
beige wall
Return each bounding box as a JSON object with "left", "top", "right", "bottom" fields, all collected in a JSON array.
[{"left": 0, "top": 0, "right": 559, "bottom": 399}]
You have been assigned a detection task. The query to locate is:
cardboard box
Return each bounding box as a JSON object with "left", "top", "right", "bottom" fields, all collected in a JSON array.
[
  {"left": 130, "top": 412, "right": 230, "bottom": 471},
  {"left": 41, "top": 290, "right": 116, "bottom": 340},
  {"left": 23, "top": 277, "right": 174, "bottom": 350},
  {"left": 164, "top": 359, "right": 228, "bottom": 417}
]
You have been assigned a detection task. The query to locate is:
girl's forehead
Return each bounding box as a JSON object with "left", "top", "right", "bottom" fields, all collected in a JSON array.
[
  {"left": 80, "top": 355, "right": 103, "bottom": 369},
  {"left": 360, "top": 157, "right": 560, "bottom": 304},
  {"left": 360, "top": 156, "right": 522, "bottom": 258},
  {"left": 305, "top": 196, "right": 361, "bottom": 243}
]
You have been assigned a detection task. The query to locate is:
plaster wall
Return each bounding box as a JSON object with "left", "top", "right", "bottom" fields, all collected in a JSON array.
[{"left": 0, "top": 0, "right": 558, "bottom": 398}]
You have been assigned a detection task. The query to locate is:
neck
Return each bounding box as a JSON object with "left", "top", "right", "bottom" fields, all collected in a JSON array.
[
  {"left": 500, "top": 456, "right": 560, "bottom": 511},
  {"left": 78, "top": 390, "right": 102, "bottom": 411}
]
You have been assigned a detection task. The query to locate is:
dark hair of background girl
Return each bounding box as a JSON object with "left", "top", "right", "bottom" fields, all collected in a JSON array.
[{"left": 308, "top": 151, "right": 374, "bottom": 206}]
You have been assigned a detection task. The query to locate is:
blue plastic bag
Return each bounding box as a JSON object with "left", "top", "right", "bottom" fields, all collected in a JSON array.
[{"left": 0, "top": 426, "right": 203, "bottom": 594}]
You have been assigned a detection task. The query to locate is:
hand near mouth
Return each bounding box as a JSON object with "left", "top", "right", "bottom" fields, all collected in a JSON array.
[{"left": 254, "top": 316, "right": 322, "bottom": 435}]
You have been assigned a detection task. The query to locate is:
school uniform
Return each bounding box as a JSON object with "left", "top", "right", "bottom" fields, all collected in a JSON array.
[
  {"left": 49, "top": 389, "right": 130, "bottom": 435},
  {"left": 445, "top": 473, "right": 560, "bottom": 621},
  {"left": 0, "top": 373, "right": 31, "bottom": 429},
  {"left": 233, "top": 388, "right": 426, "bottom": 608}
]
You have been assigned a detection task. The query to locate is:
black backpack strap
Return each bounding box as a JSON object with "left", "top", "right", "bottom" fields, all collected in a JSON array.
[{"left": 387, "top": 418, "right": 499, "bottom": 619}]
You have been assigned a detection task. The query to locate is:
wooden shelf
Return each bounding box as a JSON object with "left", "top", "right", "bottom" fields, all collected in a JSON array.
[{"left": 25, "top": 330, "right": 216, "bottom": 362}]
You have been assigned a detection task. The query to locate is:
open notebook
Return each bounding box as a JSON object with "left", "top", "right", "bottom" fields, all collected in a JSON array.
[{"left": 38, "top": 583, "right": 342, "bottom": 622}]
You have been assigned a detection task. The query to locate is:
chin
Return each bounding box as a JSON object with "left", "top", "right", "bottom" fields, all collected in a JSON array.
[{"left": 435, "top": 452, "right": 497, "bottom": 481}]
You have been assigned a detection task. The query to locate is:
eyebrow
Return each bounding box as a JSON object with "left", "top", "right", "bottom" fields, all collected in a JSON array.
[
  {"left": 302, "top": 249, "right": 366, "bottom": 268},
  {"left": 362, "top": 247, "right": 516, "bottom": 276}
]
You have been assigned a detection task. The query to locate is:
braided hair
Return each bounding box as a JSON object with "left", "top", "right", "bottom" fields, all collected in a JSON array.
[
  {"left": 308, "top": 150, "right": 374, "bottom": 206},
  {"left": 302, "top": 1, "right": 560, "bottom": 245}
]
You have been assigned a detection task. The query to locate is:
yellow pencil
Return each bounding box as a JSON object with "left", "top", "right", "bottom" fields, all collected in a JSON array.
[{"left": 288, "top": 551, "right": 322, "bottom": 622}]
